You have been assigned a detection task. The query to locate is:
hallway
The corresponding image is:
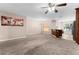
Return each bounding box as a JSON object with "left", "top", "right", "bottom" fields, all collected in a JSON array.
[{"left": 0, "top": 34, "right": 79, "bottom": 55}]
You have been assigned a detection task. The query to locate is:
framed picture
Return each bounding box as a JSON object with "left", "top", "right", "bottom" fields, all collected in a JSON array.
[
  {"left": 1, "top": 16, "right": 24, "bottom": 26},
  {"left": 11, "top": 18, "right": 24, "bottom": 26},
  {"left": 1, "top": 16, "right": 12, "bottom": 26}
]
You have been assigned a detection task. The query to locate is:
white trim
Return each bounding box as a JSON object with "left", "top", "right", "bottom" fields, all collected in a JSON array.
[
  {"left": 11, "top": 36, "right": 26, "bottom": 40},
  {"left": 63, "top": 38, "right": 73, "bottom": 41},
  {"left": 0, "top": 39, "right": 10, "bottom": 41},
  {"left": 0, "top": 36, "right": 26, "bottom": 41},
  {"left": 26, "top": 33, "right": 41, "bottom": 36}
]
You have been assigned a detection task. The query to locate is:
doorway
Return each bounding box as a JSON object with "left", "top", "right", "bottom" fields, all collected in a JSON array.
[{"left": 41, "top": 22, "right": 50, "bottom": 34}]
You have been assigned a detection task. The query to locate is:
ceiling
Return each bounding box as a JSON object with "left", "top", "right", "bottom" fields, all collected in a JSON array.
[{"left": 0, "top": 3, "right": 79, "bottom": 20}]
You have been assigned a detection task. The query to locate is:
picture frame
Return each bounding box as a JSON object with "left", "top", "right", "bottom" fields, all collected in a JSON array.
[{"left": 1, "top": 16, "right": 24, "bottom": 26}]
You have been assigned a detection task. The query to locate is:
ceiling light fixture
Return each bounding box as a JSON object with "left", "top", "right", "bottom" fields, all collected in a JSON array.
[{"left": 41, "top": 3, "right": 67, "bottom": 14}]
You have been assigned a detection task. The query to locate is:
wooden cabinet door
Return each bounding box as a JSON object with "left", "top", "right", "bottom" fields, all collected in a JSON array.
[{"left": 76, "top": 8, "right": 79, "bottom": 44}]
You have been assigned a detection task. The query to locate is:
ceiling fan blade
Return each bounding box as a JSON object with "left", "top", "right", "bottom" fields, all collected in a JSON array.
[
  {"left": 48, "top": 3, "right": 55, "bottom": 7},
  {"left": 54, "top": 9, "right": 58, "bottom": 13},
  {"left": 45, "top": 10, "right": 48, "bottom": 14},
  {"left": 56, "top": 3, "right": 67, "bottom": 7}
]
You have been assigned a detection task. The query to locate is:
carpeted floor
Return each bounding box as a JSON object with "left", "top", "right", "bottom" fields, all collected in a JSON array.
[{"left": 0, "top": 34, "right": 79, "bottom": 55}]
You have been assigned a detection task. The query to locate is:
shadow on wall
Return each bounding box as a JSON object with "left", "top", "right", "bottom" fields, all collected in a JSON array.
[{"left": 72, "top": 21, "right": 76, "bottom": 41}]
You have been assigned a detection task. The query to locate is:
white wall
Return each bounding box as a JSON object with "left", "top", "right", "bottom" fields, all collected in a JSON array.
[
  {"left": 26, "top": 17, "right": 43, "bottom": 35},
  {"left": 26, "top": 17, "right": 57, "bottom": 35},
  {"left": 0, "top": 11, "right": 26, "bottom": 41}
]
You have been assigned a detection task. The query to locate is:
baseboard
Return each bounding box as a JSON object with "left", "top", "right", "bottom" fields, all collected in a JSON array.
[
  {"left": 62, "top": 37, "right": 73, "bottom": 41},
  {"left": 26, "top": 33, "right": 41, "bottom": 36},
  {"left": 0, "top": 36, "right": 26, "bottom": 42},
  {"left": 0, "top": 39, "right": 10, "bottom": 41},
  {"left": 11, "top": 36, "right": 26, "bottom": 40}
]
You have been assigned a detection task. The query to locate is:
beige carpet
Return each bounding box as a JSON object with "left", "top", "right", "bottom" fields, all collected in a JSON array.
[{"left": 0, "top": 34, "right": 79, "bottom": 55}]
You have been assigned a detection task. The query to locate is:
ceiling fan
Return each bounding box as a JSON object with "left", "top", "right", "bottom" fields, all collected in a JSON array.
[{"left": 42, "top": 3, "right": 67, "bottom": 14}]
